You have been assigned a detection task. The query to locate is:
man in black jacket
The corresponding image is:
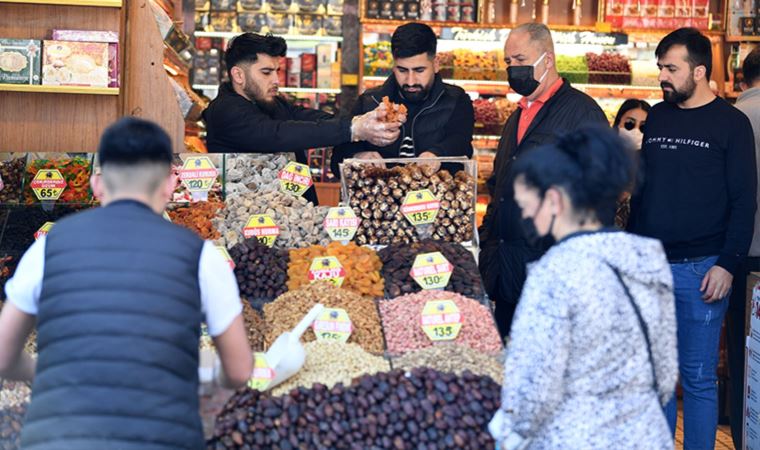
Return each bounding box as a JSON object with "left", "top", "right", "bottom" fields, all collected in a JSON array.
[
  {"left": 203, "top": 33, "right": 404, "bottom": 203},
  {"left": 479, "top": 23, "right": 607, "bottom": 338},
  {"left": 331, "top": 22, "right": 474, "bottom": 177}
]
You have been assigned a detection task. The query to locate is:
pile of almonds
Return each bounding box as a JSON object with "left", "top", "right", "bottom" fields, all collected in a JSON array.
[
  {"left": 209, "top": 367, "right": 501, "bottom": 450},
  {"left": 379, "top": 291, "right": 502, "bottom": 356},
  {"left": 287, "top": 242, "right": 384, "bottom": 298},
  {"left": 263, "top": 282, "right": 384, "bottom": 354},
  {"left": 391, "top": 343, "right": 504, "bottom": 384},
  {"left": 213, "top": 191, "right": 330, "bottom": 249},
  {"left": 343, "top": 163, "right": 476, "bottom": 245},
  {"left": 270, "top": 341, "right": 390, "bottom": 397}
]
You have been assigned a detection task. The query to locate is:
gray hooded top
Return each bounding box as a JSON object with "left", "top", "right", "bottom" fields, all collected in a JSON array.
[{"left": 493, "top": 230, "right": 677, "bottom": 450}]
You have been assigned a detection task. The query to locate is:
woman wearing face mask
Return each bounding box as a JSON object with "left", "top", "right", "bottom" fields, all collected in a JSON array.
[
  {"left": 489, "top": 126, "right": 677, "bottom": 450},
  {"left": 612, "top": 99, "right": 650, "bottom": 228}
]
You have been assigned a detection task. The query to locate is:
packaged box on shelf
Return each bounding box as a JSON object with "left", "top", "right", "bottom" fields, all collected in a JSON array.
[
  {"left": 51, "top": 30, "right": 119, "bottom": 88},
  {"left": 210, "top": 12, "right": 238, "bottom": 31},
  {"left": 297, "top": 0, "right": 325, "bottom": 14},
  {"left": 211, "top": 0, "right": 237, "bottom": 11},
  {"left": 296, "top": 14, "right": 322, "bottom": 35},
  {"left": 238, "top": 12, "right": 268, "bottom": 32},
  {"left": 324, "top": 16, "right": 342, "bottom": 36},
  {"left": 195, "top": 12, "right": 211, "bottom": 31},
  {"left": 278, "top": 56, "right": 287, "bottom": 86},
  {"left": 432, "top": 2, "right": 446, "bottom": 20},
  {"left": 392, "top": 1, "right": 406, "bottom": 19},
  {"left": 300, "top": 53, "right": 317, "bottom": 88},
  {"left": 42, "top": 40, "right": 109, "bottom": 87},
  {"left": 657, "top": 0, "right": 676, "bottom": 29},
  {"left": 366, "top": 0, "right": 380, "bottom": 17},
  {"left": 741, "top": 17, "right": 757, "bottom": 35},
  {"left": 238, "top": 0, "right": 264, "bottom": 11},
  {"left": 327, "top": 0, "right": 343, "bottom": 14},
  {"left": 0, "top": 39, "right": 41, "bottom": 85},
  {"left": 268, "top": 0, "right": 293, "bottom": 12},
  {"left": 195, "top": 0, "right": 210, "bottom": 10},
  {"left": 691, "top": 0, "right": 709, "bottom": 29},
  {"left": 268, "top": 13, "right": 293, "bottom": 34},
  {"left": 446, "top": 1, "right": 461, "bottom": 21},
  {"left": 316, "top": 44, "right": 333, "bottom": 68},
  {"left": 317, "top": 66, "right": 331, "bottom": 88},
  {"left": 287, "top": 57, "right": 300, "bottom": 87},
  {"left": 606, "top": 0, "right": 623, "bottom": 27},
  {"left": 379, "top": 1, "right": 394, "bottom": 18},
  {"left": 330, "top": 61, "right": 340, "bottom": 88},
  {"left": 406, "top": 1, "right": 420, "bottom": 19}
]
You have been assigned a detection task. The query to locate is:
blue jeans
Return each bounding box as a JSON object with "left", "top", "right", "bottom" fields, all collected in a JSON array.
[{"left": 664, "top": 255, "right": 729, "bottom": 449}]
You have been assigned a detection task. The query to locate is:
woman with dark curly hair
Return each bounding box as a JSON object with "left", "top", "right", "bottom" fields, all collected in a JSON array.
[
  {"left": 612, "top": 99, "right": 651, "bottom": 229},
  {"left": 489, "top": 126, "right": 677, "bottom": 450}
]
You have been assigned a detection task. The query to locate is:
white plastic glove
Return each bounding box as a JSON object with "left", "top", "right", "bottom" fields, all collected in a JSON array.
[{"left": 350, "top": 103, "right": 406, "bottom": 147}]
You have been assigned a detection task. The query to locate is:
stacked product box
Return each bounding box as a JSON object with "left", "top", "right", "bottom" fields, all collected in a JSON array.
[
  {"left": 51, "top": 30, "right": 119, "bottom": 87},
  {"left": 42, "top": 40, "right": 110, "bottom": 88},
  {"left": 0, "top": 39, "right": 42, "bottom": 85},
  {"left": 300, "top": 53, "right": 317, "bottom": 88}
]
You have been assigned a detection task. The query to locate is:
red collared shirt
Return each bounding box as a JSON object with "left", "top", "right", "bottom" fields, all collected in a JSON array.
[{"left": 516, "top": 78, "right": 564, "bottom": 144}]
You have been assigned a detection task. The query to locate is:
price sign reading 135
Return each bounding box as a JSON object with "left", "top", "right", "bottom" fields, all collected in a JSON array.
[
  {"left": 400, "top": 189, "right": 440, "bottom": 226},
  {"left": 410, "top": 251, "right": 453, "bottom": 290},
  {"left": 420, "top": 299, "right": 463, "bottom": 342}
]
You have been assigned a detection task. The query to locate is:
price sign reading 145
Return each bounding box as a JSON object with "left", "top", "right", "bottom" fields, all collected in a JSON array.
[
  {"left": 278, "top": 162, "right": 313, "bottom": 197},
  {"left": 420, "top": 299, "right": 463, "bottom": 342},
  {"left": 410, "top": 251, "right": 453, "bottom": 290},
  {"left": 323, "top": 207, "right": 360, "bottom": 242},
  {"left": 401, "top": 189, "right": 440, "bottom": 226},
  {"left": 243, "top": 215, "right": 280, "bottom": 248},
  {"left": 31, "top": 169, "right": 66, "bottom": 201}
]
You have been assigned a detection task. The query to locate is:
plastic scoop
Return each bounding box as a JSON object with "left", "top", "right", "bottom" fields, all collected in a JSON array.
[{"left": 264, "top": 303, "right": 324, "bottom": 390}]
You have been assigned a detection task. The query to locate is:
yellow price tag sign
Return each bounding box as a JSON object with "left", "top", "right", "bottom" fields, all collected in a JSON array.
[
  {"left": 247, "top": 352, "right": 275, "bottom": 391},
  {"left": 216, "top": 245, "right": 235, "bottom": 270},
  {"left": 34, "top": 222, "right": 54, "bottom": 240},
  {"left": 312, "top": 307, "right": 353, "bottom": 343},
  {"left": 420, "top": 299, "right": 463, "bottom": 342},
  {"left": 30, "top": 169, "right": 66, "bottom": 201},
  {"left": 400, "top": 189, "right": 440, "bottom": 226},
  {"left": 323, "top": 207, "right": 360, "bottom": 242},
  {"left": 243, "top": 214, "right": 280, "bottom": 248},
  {"left": 308, "top": 256, "right": 346, "bottom": 288},
  {"left": 278, "top": 162, "right": 313, "bottom": 197},
  {"left": 410, "top": 251, "right": 453, "bottom": 290},
  {"left": 179, "top": 156, "right": 218, "bottom": 193}
]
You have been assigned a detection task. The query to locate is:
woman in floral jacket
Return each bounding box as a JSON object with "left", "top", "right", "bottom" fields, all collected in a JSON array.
[{"left": 490, "top": 127, "right": 678, "bottom": 450}]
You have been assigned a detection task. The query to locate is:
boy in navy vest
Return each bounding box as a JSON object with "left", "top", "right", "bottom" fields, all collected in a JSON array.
[{"left": 0, "top": 117, "right": 253, "bottom": 450}]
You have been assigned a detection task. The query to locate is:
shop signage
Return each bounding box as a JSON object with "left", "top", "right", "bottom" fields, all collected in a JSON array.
[
  {"left": 308, "top": 256, "right": 346, "bottom": 288},
  {"left": 420, "top": 299, "right": 463, "bottom": 341},
  {"left": 401, "top": 189, "right": 440, "bottom": 226},
  {"left": 243, "top": 214, "right": 280, "bottom": 247},
  {"left": 34, "top": 222, "right": 54, "bottom": 240},
  {"left": 410, "top": 251, "right": 453, "bottom": 290},
  {"left": 278, "top": 162, "right": 313, "bottom": 197},
  {"left": 312, "top": 307, "right": 353, "bottom": 342},
  {"left": 178, "top": 156, "right": 218, "bottom": 197},
  {"left": 216, "top": 245, "right": 235, "bottom": 270},
  {"left": 324, "top": 207, "right": 360, "bottom": 242},
  {"left": 247, "top": 352, "right": 275, "bottom": 391},
  {"left": 30, "top": 169, "right": 66, "bottom": 201},
  {"left": 439, "top": 26, "right": 628, "bottom": 46}
]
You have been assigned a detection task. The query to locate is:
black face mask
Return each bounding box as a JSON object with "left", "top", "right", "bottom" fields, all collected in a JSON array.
[
  {"left": 520, "top": 197, "right": 556, "bottom": 247},
  {"left": 506, "top": 52, "right": 547, "bottom": 97}
]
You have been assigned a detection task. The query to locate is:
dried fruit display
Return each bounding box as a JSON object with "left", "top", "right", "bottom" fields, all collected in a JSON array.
[
  {"left": 0, "top": 205, "right": 88, "bottom": 258},
  {"left": 363, "top": 41, "right": 393, "bottom": 77},
  {"left": 209, "top": 368, "right": 501, "bottom": 450},
  {"left": 0, "top": 381, "right": 30, "bottom": 409},
  {"left": 586, "top": 52, "right": 631, "bottom": 85},
  {"left": 270, "top": 341, "right": 390, "bottom": 396},
  {"left": 343, "top": 163, "right": 475, "bottom": 245},
  {"left": 229, "top": 238, "right": 289, "bottom": 308},
  {"left": 381, "top": 96, "right": 407, "bottom": 123},
  {"left": 379, "top": 290, "right": 502, "bottom": 356},
  {"left": 287, "top": 242, "right": 384, "bottom": 298},
  {"left": 224, "top": 153, "right": 292, "bottom": 195},
  {"left": 0, "top": 156, "right": 26, "bottom": 204},
  {"left": 167, "top": 201, "right": 223, "bottom": 240},
  {"left": 556, "top": 55, "right": 589, "bottom": 84},
  {"left": 23, "top": 155, "right": 93, "bottom": 204},
  {"left": 263, "top": 282, "right": 384, "bottom": 354},
  {"left": 242, "top": 300, "right": 266, "bottom": 351},
  {"left": 0, "top": 404, "right": 26, "bottom": 450},
  {"left": 391, "top": 343, "right": 504, "bottom": 383},
  {"left": 378, "top": 239, "right": 484, "bottom": 300}
]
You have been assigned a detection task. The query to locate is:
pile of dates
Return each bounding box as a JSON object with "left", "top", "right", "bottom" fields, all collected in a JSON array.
[
  {"left": 208, "top": 367, "right": 501, "bottom": 450},
  {"left": 343, "top": 163, "right": 475, "bottom": 245}
]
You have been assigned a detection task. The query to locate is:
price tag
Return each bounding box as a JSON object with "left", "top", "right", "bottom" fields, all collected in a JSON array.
[
  {"left": 243, "top": 214, "right": 280, "bottom": 247},
  {"left": 247, "top": 352, "right": 275, "bottom": 391},
  {"left": 278, "top": 162, "right": 313, "bottom": 197},
  {"left": 420, "top": 299, "right": 463, "bottom": 342},
  {"left": 323, "top": 207, "right": 360, "bottom": 242},
  {"left": 312, "top": 307, "right": 353, "bottom": 342},
  {"left": 179, "top": 156, "right": 218, "bottom": 197},
  {"left": 30, "top": 169, "right": 66, "bottom": 201},
  {"left": 410, "top": 251, "right": 453, "bottom": 290},
  {"left": 400, "top": 189, "right": 440, "bottom": 226},
  {"left": 34, "top": 222, "right": 54, "bottom": 240},
  {"left": 216, "top": 245, "right": 235, "bottom": 270},
  {"left": 308, "top": 256, "right": 346, "bottom": 288}
]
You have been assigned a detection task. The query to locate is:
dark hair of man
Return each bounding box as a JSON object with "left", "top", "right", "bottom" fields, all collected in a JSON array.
[
  {"left": 655, "top": 27, "right": 712, "bottom": 80},
  {"left": 391, "top": 22, "right": 437, "bottom": 59},
  {"left": 743, "top": 46, "right": 760, "bottom": 87},
  {"left": 511, "top": 126, "right": 635, "bottom": 226},
  {"left": 98, "top": 117, "right": 173, "bottom": 168},
  {"left": 225, "top": 33, "right": 287, "bottom": 78},
  {"left": 612, "top": 99, "right": 652, "bottom": 128}
]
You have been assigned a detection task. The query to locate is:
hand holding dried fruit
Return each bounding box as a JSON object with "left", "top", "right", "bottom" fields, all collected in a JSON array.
[
  {"left": 351, "top": 102, "right": 405, "bottom": 147},
  {"left": 381, "top": 95, "right": 408, "bottom": 123}
]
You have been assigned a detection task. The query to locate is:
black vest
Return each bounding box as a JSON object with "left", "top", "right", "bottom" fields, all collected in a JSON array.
[{"left": 21, "top": 200, "right": 205, "bottom": 450}]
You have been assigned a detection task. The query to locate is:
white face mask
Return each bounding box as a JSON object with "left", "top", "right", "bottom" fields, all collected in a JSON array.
[{"left": 619, "top": 127, "right": 644, "bottom": 150}]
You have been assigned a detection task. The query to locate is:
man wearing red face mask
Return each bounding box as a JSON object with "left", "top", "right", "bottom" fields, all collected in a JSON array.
[{"left": 479, "top": 22, "right": 607, "bottom": 338}]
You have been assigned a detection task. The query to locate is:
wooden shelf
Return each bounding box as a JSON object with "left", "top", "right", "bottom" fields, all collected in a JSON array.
[
  {"left": 194, "top": 31, "right": 343, "bottom": 42},
  {"left": 0, "top": 0, "right": 121, "bottom": 7},
  {"left": 192, "top": 84, "right": 341, "bottom": 94},
  {"left": 725, "top": 36, "right": 760, "bottom": 42},
  {"left": 0, "top": 84, "right": 119, "bottom": 95}
]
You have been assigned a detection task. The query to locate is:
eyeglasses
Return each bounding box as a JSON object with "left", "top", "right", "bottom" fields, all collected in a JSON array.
[{"left": 623, "top": 119, "right": 646, "bottom": 133}]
